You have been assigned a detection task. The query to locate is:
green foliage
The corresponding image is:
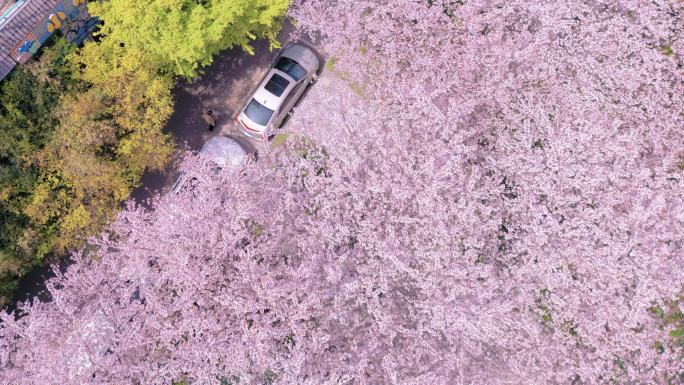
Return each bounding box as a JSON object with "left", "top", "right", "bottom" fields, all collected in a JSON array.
[
  {"left": 263, "top": 369, "right": 276, "bottom": 385},
  {"left": 247, "top": 219, "right": 265, "bottom": 240},
  {"left": 0, "top": 0, "right": 289, "bottom": 306},
  {"left": 269, "top": 133, "right": 289, "bottom": 149},
  {"left": 653, "top": 340, "right": 665, "bottom": 354},
  {"left": 284, "top": 333, "right": 296, "bottom": 347},
  {"left": 0, "top": 66, "right": 61, "bottom": 305},
  {"left": 649, "top": 305, "right": 665, "bottom": 319},
  {"left": 539, "top": 287, "right": 551, "bottom": 298},
  {"left": 325, "top": 56, "right": 337, "bottom": 71},
  {"left": 561, "top": 319, "right": 580, "bottom": 341},
  {"left": 87, "top": 0, "right": 290, "bottom": 78},
  {"left": 648, "top": 292, "right": 684, "bottom": 354},
  {"left": 26, "top": 36, "right": 77, "bottom": 89},
  {"left": 535, "top": 288, "right": 554, "bottom": 327}
]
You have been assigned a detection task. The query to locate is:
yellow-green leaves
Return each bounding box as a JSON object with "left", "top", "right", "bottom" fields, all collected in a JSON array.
[
  {"left": 0, "top": 0, "right": 289, "bottom": 306},
  {"left": 88, "top": 0, "right": 289, "bottom": 78}
]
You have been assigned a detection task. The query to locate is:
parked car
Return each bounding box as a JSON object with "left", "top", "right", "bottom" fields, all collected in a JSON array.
[
  {"left": 235, "top": 43, "right": 320, "bottom": 141},
  {"left": 169, "top": 135, "right": 247, "bottom": 194}
]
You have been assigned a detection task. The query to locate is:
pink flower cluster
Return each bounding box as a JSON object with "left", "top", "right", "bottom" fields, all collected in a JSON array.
[{"left": 2, "top": 1, "right": 683, "bottom": 384}]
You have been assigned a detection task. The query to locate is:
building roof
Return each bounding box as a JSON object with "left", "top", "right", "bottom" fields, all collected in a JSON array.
[
  {"left": 0, "top": 0, "right": 19, "bottom": 13},
  {"left": 0, "top": 50, "right": 13, "bottom": 79},
  {"left": 0, "top": 0, "right": 60, "bottom": 80}
]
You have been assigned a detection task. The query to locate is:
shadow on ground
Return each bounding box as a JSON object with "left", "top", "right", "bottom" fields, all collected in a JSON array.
[{"left": 131, "top": 22, "right": 298, "bottom": 203}]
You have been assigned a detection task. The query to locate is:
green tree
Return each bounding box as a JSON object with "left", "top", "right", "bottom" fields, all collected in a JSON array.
[
  {"left": 87, "top": 0, "right": 289, "bottom": 78},
  {"left": 0, "top": 67, "right": 61, "bottom": 303},
  {"left": 0, "top": 0, "right": 289, "bottom": 306}
]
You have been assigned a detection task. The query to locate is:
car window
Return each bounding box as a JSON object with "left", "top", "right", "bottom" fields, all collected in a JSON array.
[
  {"left": 275, "top": 57, "right": 307, "bottom": 82},
  {"left": 244, "top": 98, "right": 274, "bottom": 126},
  {"left": 264, "top": 73, "right": 290, "bottom": 97}
]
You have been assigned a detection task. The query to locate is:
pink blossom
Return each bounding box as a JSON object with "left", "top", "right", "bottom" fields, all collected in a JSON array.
[{"left": 2, "top": 1, "right": 684, "bottom": 384}]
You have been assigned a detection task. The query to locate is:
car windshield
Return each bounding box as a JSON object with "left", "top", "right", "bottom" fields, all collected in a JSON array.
[
  {"left": 244, "top": 98, "right": 274, "bottom": 126},
  {"left": 264, "top": 73, "right": 290, "bottom": 97},
  {"left": 275, "top": 57, "right": 307, "bottom": 81}
]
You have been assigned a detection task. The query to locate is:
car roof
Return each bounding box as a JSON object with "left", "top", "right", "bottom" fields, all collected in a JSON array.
[
  {"left": 199, "top": 136, "right": 247, "bottom": 167},
  {"left": 251, "top": 69, "right": 294, "bottom": 111}
]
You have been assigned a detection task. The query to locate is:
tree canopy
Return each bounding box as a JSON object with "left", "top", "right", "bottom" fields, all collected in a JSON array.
[
  {"left": 1, "top": 0, "right": 683, "bottom": 383},
  {"left": 87, "top": 0, "right": 289, "bottom": 78},
  {"left": 0, "top": 0, "right": 289, "bottom": 306},
  {"left": 0, "top": 66, "right": 61, "bottom": 298}
]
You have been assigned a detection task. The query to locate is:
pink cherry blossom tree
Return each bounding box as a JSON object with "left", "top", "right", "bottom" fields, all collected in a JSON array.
[{"left": 2, "top": 1, "right": 684, "bottom": 384}]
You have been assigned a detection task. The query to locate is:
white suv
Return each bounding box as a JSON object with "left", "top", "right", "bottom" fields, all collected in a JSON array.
[{"left": 235, "top": 43, "right": 320, "bottom": 141}]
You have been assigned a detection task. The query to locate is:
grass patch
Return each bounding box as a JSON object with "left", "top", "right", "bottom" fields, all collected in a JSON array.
[
  {"left": 661, "top": 45, "right": 674, "bottom": 56},
  {"left": 648, "top": 292, "right": 684, "bottom": 354},
  {"left": 269, "top": 133, "right": 289, "bottom": 149},
  {"left": 539, "top": 287, "right": 551, "bottom": 298},
  {"left": 325, "top": 56, "right": 337, "bottom": 71},
  {"left": 263, "top": 369, "right": 276, "bottom": 385},
  {"left": 561, "top": 319, "right": 580, "bottom": 339},
  {"left": 293, "top": 134, "right": 327, "bottom": 161},
  {"left": 348, "top": 81, "right": 368, "bottom": 99},
  {"left": 323, "top": 56, "right": 369, "bottom": 99},
  {"left": 535, "top": 289, "right": 555, "bottom": 327},
  {"left": 246, "top": 219, "right": 264, "bottom": 240}
]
